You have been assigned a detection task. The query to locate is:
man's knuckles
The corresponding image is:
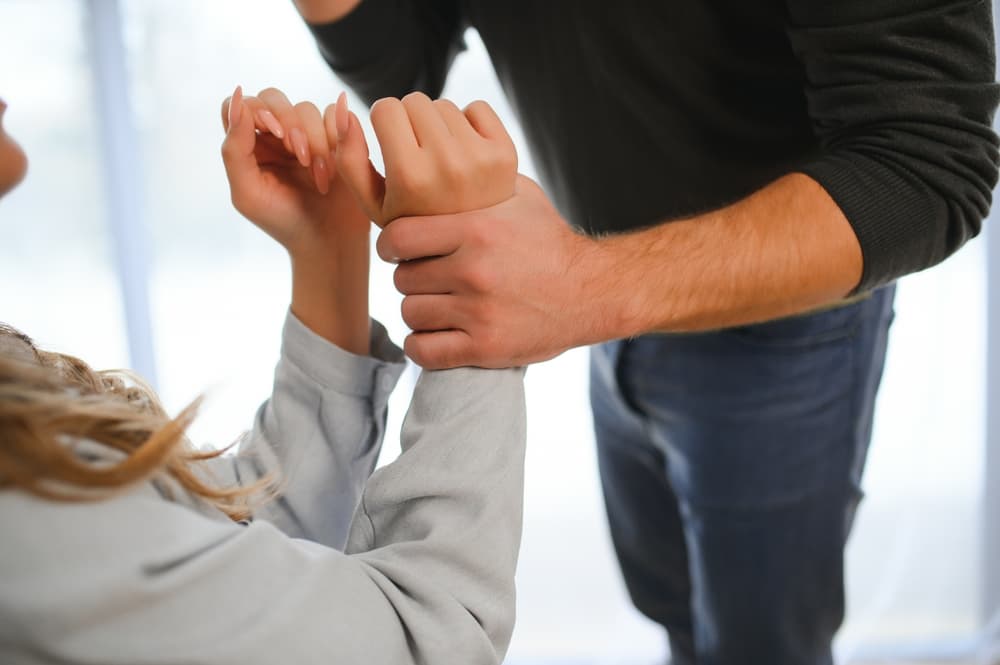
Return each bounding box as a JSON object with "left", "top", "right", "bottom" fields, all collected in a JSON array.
[{"left": 457, "top": 261, "right": 498, "bottom": 294}]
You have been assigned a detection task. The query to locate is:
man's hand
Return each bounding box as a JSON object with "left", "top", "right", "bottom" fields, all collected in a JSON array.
[
  {"left": 375, "top": 175, "right": 620, "bottom": 369},
  {"left": 334, "top": 91, "right": 865, "bottom": 370},
  {"left": 375, "top": 171, "right": 866, "bottom": 370},
  {"left": 335, "top": 92, "right": 588, "bottom": 368}
]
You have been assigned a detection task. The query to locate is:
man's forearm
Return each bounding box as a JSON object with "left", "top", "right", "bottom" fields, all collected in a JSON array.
[
  {"left": 587, "top": 173, "right": 864, "bottom": 339},
  {"left": 375, "top": 173, "right": 865, "bottom": 369},
  {"left": 291, "top": 0, "right": 361, "bottom": 24}
]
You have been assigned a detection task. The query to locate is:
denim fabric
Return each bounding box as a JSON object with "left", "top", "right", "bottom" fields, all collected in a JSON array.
[{"left": 590, "top": 286, "right": 895, "bottom": 665}]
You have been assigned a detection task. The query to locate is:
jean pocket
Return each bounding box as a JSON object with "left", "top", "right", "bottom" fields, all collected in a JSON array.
[{"left": 725, "top": 298, "right": 868, "bottom": 349}]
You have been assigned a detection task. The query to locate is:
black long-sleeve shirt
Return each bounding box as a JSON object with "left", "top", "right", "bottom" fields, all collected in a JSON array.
[{"left": 309, "top": 0, "right": 999, "bottom": 291}]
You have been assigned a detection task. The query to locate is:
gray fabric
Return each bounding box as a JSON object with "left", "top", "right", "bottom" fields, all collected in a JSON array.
[{"left": 0, "top": 312, "right": 527, "bottom": 665}]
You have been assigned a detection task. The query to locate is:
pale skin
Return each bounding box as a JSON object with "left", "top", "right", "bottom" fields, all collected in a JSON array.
[
  {"left": 292, "top": 4, "right": 865, "bottom": 372},
  {"left": 330, "top": 91, "right": 524, "bottom": 365},
  {"left": 2, "top": 89, "right": 368, "bottom": 353},
  {"left": 221, "top": 88, "right": 496, "bottom": 345},
  {"left": 221, "top": 85, "right": 517, "bottom": 362},
  {"left": 6, "top": 71, "right": 863, "bottom": 373},
  {"left": 220, "top": 86, "right": 373, "bottom": 355},
  {"left": 4, "top": 86, "right": 514, "bottom": 364}
]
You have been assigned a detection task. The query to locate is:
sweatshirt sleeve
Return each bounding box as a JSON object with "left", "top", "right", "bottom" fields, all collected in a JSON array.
[
  {"left": 211, "top": 311, "right": 406, "bottom": 550},
  {"left": 340, "top": 367, "right": 527, "bottom": 662},
  {"left": 785, "top": 0, "right": 1000, "bottom": 291},
  {"left": 0, "top": 367, "right": 527, "bottom": 665},
  {"left": 305, "top": 0, "right": 467, "bottom": 104}
]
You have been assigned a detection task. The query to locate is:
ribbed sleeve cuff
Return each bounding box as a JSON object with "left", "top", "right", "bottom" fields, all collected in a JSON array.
[
  {"left": 797, "top": 152, "right": 939, "bottom": 293},
  {"left": 281, "top": 311, "right": 406, "bottom": 398},
  {"left": 306, "top": 0, "right": 465, "bottom": 104}
]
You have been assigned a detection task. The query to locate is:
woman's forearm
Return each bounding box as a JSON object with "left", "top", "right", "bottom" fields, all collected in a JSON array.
[{"left": 289, "top": 229, "right": 371, "bottom": 357}]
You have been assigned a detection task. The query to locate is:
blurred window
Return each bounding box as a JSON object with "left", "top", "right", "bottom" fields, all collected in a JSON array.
[{"left": 0, "top": 2, "right": 993, "bottom": 661}]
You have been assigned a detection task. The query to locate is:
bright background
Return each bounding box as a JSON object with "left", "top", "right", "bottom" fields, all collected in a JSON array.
[{"left": 0, "top": 2, "right": 997, "bottom": 663}]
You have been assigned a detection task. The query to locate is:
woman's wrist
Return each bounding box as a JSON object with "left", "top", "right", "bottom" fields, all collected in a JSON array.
[{"left": 289, "top": 230, "right": 371, "bottom": 356}]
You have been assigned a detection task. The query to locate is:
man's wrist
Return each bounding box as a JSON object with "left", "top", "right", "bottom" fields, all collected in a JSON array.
[{"left": 568, "top": 231, "right": 653, "bottom": 345}]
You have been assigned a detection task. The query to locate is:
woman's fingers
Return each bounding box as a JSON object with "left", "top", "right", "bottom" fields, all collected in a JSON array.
[
  {"left": 255, "top": 105, "right": 284, "bottom": 140},
  {"left": 433, "top": 98, "right": 480, "bottom": 144},
  {"left": 323, "top": 97, "right": 341, "bottom": 151},
  {"left": 243, "top": 97, "right": 285, "bottom": 141},
  {"left": 221, "top": 87, "right": 253, "bottom": 162},
  {"left": 222, "top": 90, "right": 296, "bottom": 163},
  {"left": 234, "top": 88, "right": 342, "bottom": 193},
  {"left": 220, "top": 86, "right": 262, "bottom": 214},
  {"left": 258, "top": 87, "right": 310, "bottom": 166},
  {"left": 332, "top": 94, "right": 387, "bottom": 225},
  {"left": 401, "top": 92, "right": 453, "bottom": 149},
  {"left": 370, "top": 97, "right": 420, "bottom": 170},
  {"left": 294, "top": 100, "right": 332, "bottom": 194},
  {"left": 464, "top": 100, "right": 513, "bottom": 145},
  {"left": 225, "top": 89, "right": 514, "bottom": 216}
]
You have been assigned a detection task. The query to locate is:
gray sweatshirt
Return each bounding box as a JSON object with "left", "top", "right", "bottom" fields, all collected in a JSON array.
[{"left": 0, "top": 313, "right": 527, "bottom": 664}]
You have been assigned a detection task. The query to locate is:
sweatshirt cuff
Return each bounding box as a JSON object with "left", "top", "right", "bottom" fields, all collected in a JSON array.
[{"left": 281, "top": 311, "right": 406, "bottom": 398}]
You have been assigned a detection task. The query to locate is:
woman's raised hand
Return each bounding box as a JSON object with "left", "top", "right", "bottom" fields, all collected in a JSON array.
[
  {"left": 220, "top": 86, "right": 372, "bottom": 355},
  {"left": 334, "top": 91, "right": 518, "bottom": 226},
  {"left": 220, "top": 86, "right": 369, "bottom": 258}
]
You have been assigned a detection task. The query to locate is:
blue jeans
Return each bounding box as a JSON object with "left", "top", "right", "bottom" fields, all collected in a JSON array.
[{"left": 590, "top": 286, "right": 895, "bottom": 665}]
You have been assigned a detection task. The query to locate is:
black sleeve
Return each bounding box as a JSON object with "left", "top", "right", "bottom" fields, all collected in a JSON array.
[
  {"left": 306, "top": 0, "right": 467, "bottom": 106},
  {"left": 785, "top": 0, "right": 1000, "bottom": 291}
]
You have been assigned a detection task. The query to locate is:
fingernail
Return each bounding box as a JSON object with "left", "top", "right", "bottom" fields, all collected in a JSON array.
[
  {"left": 290, "top": 127, "right": 310, "bottom": 167},
  {"left": 228, "top": 85, "right": 242, "bottom": 130},
  {"left": 257, "top": 109, "right": 284, "bottom": 139},
  {"left": 313, "top": 156, "right": 329, "bottom": 194},
  {"left": 335, "top": 92, "right": 349, "bottom": 142}
]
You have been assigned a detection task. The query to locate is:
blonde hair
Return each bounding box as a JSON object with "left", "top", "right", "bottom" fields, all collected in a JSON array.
[{"left": 0, "top": 324, "right": 269, "bottom": 521}]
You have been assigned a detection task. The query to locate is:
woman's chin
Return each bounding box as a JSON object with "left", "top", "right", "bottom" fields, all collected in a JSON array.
[{"left": 0, "top": 133, "right": 28, "bottom": 198}]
